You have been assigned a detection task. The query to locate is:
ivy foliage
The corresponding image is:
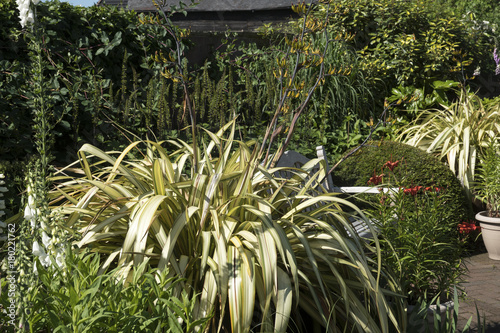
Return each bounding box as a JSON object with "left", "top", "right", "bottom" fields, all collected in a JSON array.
[{"left": 0, "top": 0, "right": 180, "bottom": 164}]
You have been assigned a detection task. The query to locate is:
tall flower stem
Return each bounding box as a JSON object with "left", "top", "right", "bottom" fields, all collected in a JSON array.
[
  {"left": 16, "top": 3, "right": 57, "bottom": 330},
  {"left": 30, "top": 15, "right": 53, "bottom": 177}
]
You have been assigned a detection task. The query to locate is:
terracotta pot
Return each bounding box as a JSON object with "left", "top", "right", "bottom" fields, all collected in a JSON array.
[{"left": 475, "top": 211, "right": 500, "bottom": 260}]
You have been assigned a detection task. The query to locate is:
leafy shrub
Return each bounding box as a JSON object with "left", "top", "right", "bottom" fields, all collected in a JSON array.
[
  {"left": 387, "top": 80, "right": 461, "bottom": 118},
  {"left": 1, "top": 0, "right": 379, "bottom": 166},
  {"left": 0, "top": 0, "right": 181, "bottom": 164},
  {"left": 0, "top": 60, "right": 32, "bottom": 161},
  {"left": 0, "top": 248, "right": 210, "bottom": 333},
  {"left": 367, "top": 169, "right": 466, "bottom": 305},
  {"left": 475, "top": 143, "right": 500, "bottom": 216},
  {"left": 331, "top": 140, "right": 471, "bottom": 223},
  {"left": 428, "top": 0, "right": 500, "bottom": 30},
  {"left": 305, "top": 0, "right": 493, "bottom": 103}
]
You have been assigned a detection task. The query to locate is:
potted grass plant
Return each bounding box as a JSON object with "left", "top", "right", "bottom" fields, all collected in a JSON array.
[{"left": 475, "top": 144, "right": 500, "bottom": 260}]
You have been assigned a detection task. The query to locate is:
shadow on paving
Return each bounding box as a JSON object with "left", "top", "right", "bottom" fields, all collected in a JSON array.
[
  {"left": 456, "top": 249, "right": 500, "bottom": 333},
  {"left": 458, "top": 322, "right": 500, "bottom": 333}
]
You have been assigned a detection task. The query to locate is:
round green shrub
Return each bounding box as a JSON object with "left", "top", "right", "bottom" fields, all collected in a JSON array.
[{"left": 331, "top": 140, "right": 471, "bottom": 223}]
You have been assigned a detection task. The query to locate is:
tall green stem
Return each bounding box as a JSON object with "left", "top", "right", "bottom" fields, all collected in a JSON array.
[
  {"left": 18, "top": 9, "right": 54, "bottom": 330},
  {"left": 31, "top": 21, "right": 52, "bottom": 178}
]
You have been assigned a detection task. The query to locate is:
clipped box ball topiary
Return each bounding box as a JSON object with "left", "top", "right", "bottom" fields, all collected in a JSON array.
[{"left": 331, "top": 140, "right": 471, "bottom": 223}]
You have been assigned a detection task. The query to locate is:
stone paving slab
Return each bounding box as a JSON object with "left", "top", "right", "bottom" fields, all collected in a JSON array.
[{"left": 457, "top": 253, "right": 500, "bottom": 333}]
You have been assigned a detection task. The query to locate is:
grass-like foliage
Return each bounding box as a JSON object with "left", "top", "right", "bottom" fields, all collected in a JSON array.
[
  {"left": 370, "top": 186, "right": 466, "bottom": 305},
  {"left": 399, "top": 90, "right": 500, "bottom": 201},
  {"left": 48, "top": 120, "right": 405, "bottom": 332},
  {"left": 475, "top": 144, "right": 500, "bottom": 217},
  {"left": 407, "top": 287, "right": 485, "bottom": 333}
]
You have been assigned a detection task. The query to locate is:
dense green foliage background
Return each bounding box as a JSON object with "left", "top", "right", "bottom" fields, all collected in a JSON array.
[
  {"left": 0, "top": 0, "right": 498, "bottom": 215},
  {"left": 0, "top": 1, "right": 496, "bottom": 330},
  {"left": 305, "top": 0, "right": 496, "bottom": 102},
  {"left": 426, "top": 0, "right": 500, "bottom": 29},
  {"left": 2, "top": 0, "right": 498, "bottom": 163},
  {"left": 0, "top": 0, "right": 182, "bottom": 163}
]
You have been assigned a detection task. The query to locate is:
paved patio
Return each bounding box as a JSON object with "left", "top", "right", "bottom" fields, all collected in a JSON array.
[{"left": 457, "top": 252, "right": 500, "bottom": 332}]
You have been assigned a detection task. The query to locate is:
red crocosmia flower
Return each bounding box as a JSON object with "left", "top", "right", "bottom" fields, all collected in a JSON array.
[
  {"left": 458, "top": 222, "right": 470, "bottom": 234},
  {"left": 383, "top": 160, "right": 400, "bottom": 172},
  {"left": 425, "top": 187, "right": 432, "bottom": 191}
]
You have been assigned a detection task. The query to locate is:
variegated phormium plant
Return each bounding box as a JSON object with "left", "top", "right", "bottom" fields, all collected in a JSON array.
[
  {"left": 398, "top": 90, "right": 500, "bottom": 200},
  {"left": 49, "top": 121, "right": 405, "bottom": 333}
]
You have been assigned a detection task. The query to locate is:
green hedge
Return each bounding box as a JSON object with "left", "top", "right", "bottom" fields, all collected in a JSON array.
[
  {"left": 2, "top": 0, "right": 496, "bottom": 170},
  {"left": 331, "top": 140, "right": 472, "bottom": 223},
  {"left": 428, "top": 0, "right": 500, "bottom": 30}
]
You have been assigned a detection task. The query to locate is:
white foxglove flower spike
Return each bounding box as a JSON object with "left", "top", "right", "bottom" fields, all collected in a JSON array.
[{"left": 16, "top": 0, "right": 34, "bottom": 28}]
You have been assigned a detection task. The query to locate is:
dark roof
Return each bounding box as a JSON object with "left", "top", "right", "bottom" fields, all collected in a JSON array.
[
  {"left": 127, "top": 0, "right": 300, "bottom": 12},
  {"left": 97, "top": 0, "right": 312, "bottom": 32},
  {"left": 97, "top": 0, "right": 128, "bottom": 8}
]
